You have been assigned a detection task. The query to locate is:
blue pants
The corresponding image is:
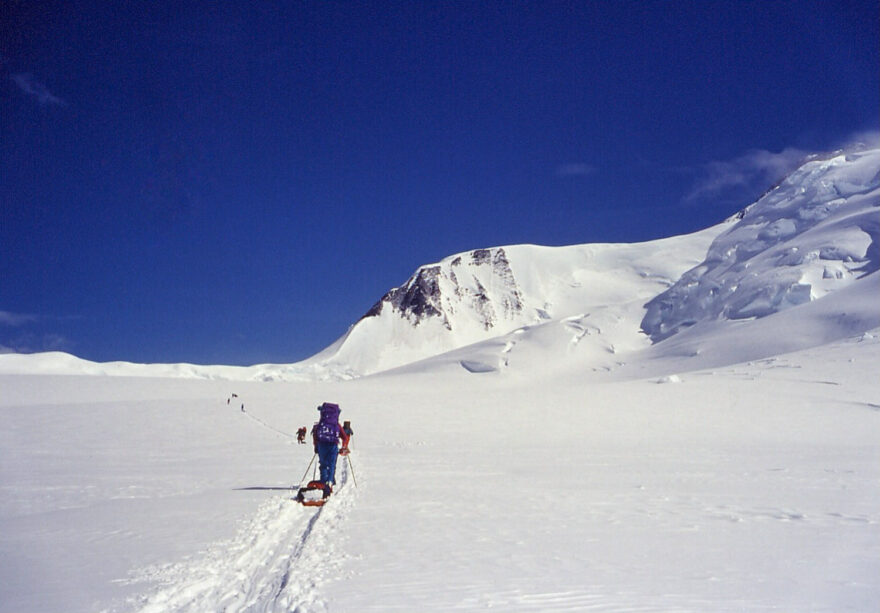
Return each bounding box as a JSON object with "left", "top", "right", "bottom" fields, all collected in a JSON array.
[{"left": 316, "top": 442, "right": 339, "bottom": 485}]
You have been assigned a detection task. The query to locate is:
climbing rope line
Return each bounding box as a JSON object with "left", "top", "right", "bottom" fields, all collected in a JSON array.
[
  {"left": 231, "top": 396, "right": 298, "bottom": 441},
  {"left": 245, "top": 410, "right": 297, "bottom": 440}
]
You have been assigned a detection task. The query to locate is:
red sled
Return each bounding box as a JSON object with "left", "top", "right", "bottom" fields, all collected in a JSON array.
[{"left": 295, "top": 480, "right": 331, "bottom": 507}]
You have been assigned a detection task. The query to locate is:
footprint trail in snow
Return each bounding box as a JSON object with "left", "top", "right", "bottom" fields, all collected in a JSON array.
[{"left": 126, "top": 463, "right": 355, "bottom": 613}]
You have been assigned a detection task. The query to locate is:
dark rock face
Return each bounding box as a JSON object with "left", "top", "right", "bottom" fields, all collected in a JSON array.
[
  {"left": 386, "top": 265, "right": 447, "bottom": 326},
  {"left": 471, "top": 249, "right": 492, "bottom": 265},
  {"left": 361, "top": 264, "right": 447, "bottom": 327},
  {"left": 488, "top": 249, "right": 521, "bottom": 316},
  {"left": 359, "top": 247, "right": 522, "bottom": 331}
]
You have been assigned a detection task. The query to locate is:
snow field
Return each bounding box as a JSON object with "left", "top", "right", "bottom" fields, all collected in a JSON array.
[
  {"left": 1, "top": 337, "right": 878, "bottom": 612},
  {"left": 329, "top": 352, "right": 879, "bottom": 612},
  {"left": 129, "top": 461, "right": 356, "bottom": 613}
]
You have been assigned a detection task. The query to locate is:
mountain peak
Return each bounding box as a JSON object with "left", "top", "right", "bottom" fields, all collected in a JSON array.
[{"left": 360, "top": 247, "right": 522, "bottom": 332}]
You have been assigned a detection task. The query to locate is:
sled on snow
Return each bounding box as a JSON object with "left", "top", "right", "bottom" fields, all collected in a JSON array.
[{"left": 295, "top": 480, "right": 332, "bottom": 507}]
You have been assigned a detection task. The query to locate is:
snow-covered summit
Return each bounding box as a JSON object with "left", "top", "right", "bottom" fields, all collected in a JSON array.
[
  {"left": 302, "top": 228, "right": 723, "bottom": 376},
  {"left": 642, "top": 147, "right": 880, "bottom": 341},
  {"left": 360, "top": 247, "right": 524, "bottom": 332},
  {"left": 308, "top": 145, "right": 879, "bottom": 377}
]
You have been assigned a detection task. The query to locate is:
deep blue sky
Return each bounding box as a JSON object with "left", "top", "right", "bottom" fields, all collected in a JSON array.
[{"left": 2, "top": 1, "right": 878, "bottom": 365}]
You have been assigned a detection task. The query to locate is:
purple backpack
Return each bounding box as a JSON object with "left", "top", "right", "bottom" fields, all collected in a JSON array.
[{"left": 314, "top": 402, "right": 340, "bottom": 443}]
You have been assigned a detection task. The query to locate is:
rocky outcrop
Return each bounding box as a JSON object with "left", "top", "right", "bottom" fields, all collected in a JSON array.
[{"left": 360, "top": 247, "right": 523, "bottom": 331}]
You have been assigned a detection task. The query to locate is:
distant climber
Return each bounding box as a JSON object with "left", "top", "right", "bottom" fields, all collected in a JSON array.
[{"left": 296, "top": 426, "right": 307, "bottom": 444}]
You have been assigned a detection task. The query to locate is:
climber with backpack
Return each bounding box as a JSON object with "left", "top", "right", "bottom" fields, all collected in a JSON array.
[{"left": 310, "top": 402, "right": 350, "bottom": 498}]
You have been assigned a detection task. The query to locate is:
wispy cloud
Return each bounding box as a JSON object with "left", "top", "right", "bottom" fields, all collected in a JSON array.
[
  {"left": 684, "top": 147, "right": 807, "bottom": 203},
  {"left": 11, "top": 73, "right": 66, "bottom": 106},
  {"left": 840, "top": 129, "right": 880, "bottom": 150},
  {"left": 39, "top": 333, "right": 72, "bottom": 352},
  {"left": 555, "top": 163, "right": 596, "bottom": 178},
  {"left": 0, "top": 311, "right": 74, "bottom": 353},
  {"left": 0, "top": 310, "right": 40, "bottom": 327},
  {"left": 0, "top": 332, "right": 72, "bottom": 354}
]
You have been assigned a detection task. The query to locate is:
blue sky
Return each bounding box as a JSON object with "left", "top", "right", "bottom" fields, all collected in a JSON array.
[{"left": 2, "top": 1, "right": 878, "bottom": 365}]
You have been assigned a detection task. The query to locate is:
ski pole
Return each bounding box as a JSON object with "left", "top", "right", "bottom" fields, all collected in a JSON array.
[
  {"left": 297, "top": 453, "right": 317, "bottom": 487},
  {"left": 346, "top": 453, "right": 357, "bottom": 487}
]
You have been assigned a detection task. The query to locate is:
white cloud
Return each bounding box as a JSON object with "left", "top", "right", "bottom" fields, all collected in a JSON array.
[
  {"left": 839, "top": 129, "right": 880, "bottom": 150},
  {"left": 684, "top": 131, "right": 880, "bottom": 206},
  {"left": 0, "top": 310, "right": 76, "bottom": 353},
  {"left": 0, "top": 332, "right": 72, "bottom": 354},
  {"left": 0, "top": 310, "right": 39, "bottom": 327},
  {"left": 684, "top": 147, "right": 808, "bottom": 203},
  {"left": 11, "top": 73, "right": 66, "bottom": 106},
  {"left": 40, "top": 333, "right": 71, "bottom": 352}
]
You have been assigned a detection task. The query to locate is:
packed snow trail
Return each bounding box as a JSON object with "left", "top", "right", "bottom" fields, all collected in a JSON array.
[{"left": 125, "top": 461, "right": 356, "bottom": 613}]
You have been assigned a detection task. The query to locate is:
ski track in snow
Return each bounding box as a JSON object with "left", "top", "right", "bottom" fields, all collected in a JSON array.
[{"left": 119, "top": 463, "right": 355, "bottom": 613}]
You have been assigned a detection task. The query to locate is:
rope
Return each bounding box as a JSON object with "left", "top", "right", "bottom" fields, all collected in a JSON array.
[
  {"left": 243, "top": 409, "right": 297, "bottom": 440},
  {"left": 231, "top": 395, "right": 298, "bottom": 441}
]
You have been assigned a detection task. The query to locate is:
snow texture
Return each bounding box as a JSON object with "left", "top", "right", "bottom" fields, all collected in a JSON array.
[{"left": 642, "top": 148, "right": 880, "bottom": 341}]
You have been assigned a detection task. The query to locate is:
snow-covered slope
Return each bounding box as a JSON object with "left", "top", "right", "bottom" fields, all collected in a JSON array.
[
  {"left": 300, "top": 227, "right": 723, "bottom": 375},
  {"left": 0, "top": 351, "right": 336, "bottom": 382},
  {"left": 2, "top": 329, "right": 878, "bottom": 613},
  {"left": 642, "top": 147, "right": 879, "bottom": 341},
  {"left": 399, "top": 146, "right": 880, "bottom": 380}
]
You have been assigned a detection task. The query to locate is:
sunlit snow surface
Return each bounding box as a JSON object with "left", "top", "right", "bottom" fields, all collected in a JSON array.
[
  {"left": 1, "top": 332, "right": 878, "bottom": 612},
  {"left": 643, "top": 148, "right": 880, "bottom": 341},
  {"left": 0, "top": 147, "right": 878, "bottom": 612}
]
